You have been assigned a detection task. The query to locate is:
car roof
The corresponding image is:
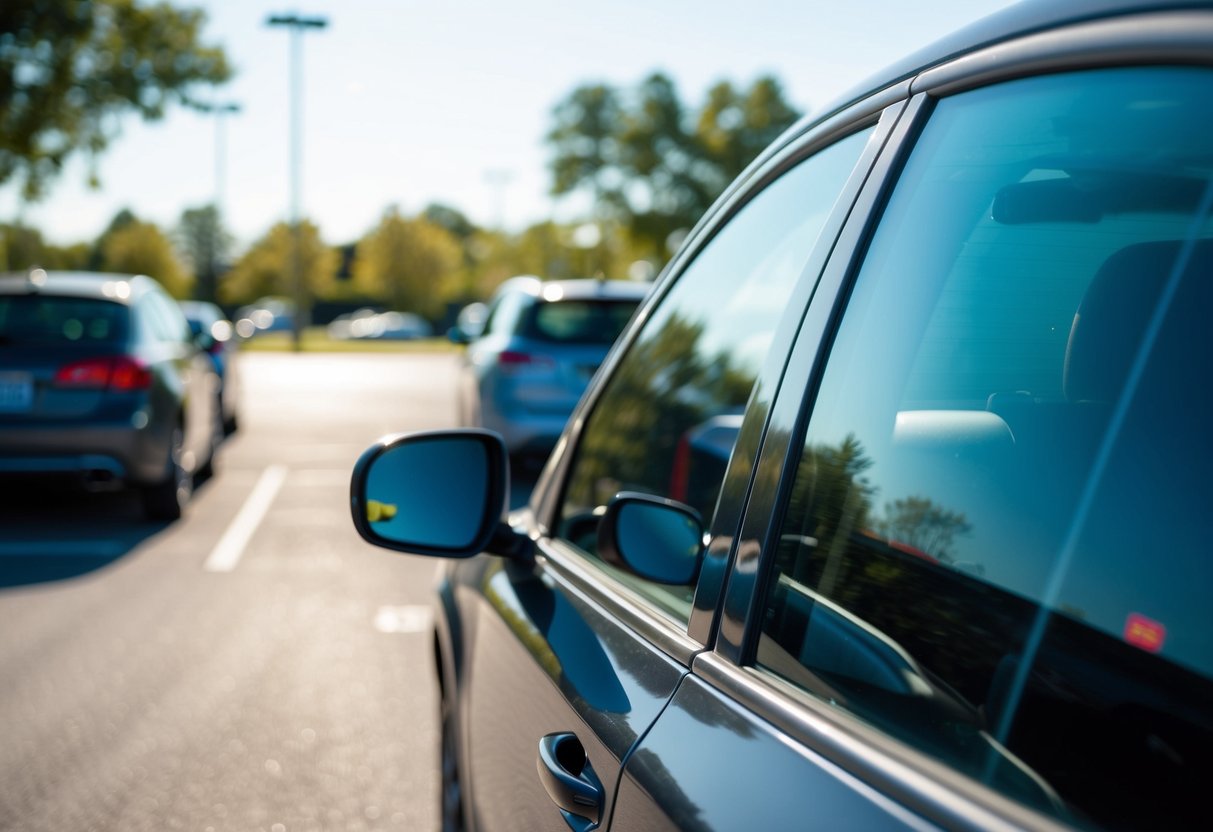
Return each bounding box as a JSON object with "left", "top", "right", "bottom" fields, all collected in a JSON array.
[
  {"left": 0, "top": 270, "right": 160, "bottom": 304},
  {"left": 775, "top": 0, "right": 1213, "bottom": 161},
  {"left": 495, "top": 275, "right": 652, "bottom": 302}
]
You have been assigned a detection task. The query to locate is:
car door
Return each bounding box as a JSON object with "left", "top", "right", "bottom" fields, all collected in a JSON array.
[
  {"left": 615, "top": 34, "right": 1213, "bottom": 832},
  {"left": 451, "top": 116, "right": 885, "bottom": 832}
]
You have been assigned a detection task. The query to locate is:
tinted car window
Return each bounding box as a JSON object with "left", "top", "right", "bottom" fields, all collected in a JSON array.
[
  {"left": 521, "top": 299, "right": 639, "bottom": 344},
  {"left": 0, "top": 296, "right": 129, "bottom": 346},
  {"left": 558, "top": 127, "right": 873, "bottom": 621},
  {"left": 760, "top": 68, "right": 1212, "bottom": 829}
]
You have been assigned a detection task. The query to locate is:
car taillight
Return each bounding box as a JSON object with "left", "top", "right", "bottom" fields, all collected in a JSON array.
[
  {"left": 497, "top": 350, "right": 555, "bottom": 371},
  {"left": 54, "top": 356, "right": 152, "bottom": 391}
]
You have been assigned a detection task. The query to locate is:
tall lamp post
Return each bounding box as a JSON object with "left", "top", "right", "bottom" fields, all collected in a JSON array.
[
  {"left": 197, "top": 101, "right": 240, "bottom": 303},
  {"left": 199, "top": 101, "right": 241, "bottom": 216},
  {"left": 266, "top": 12, "right": 327, "bottom": 351}
]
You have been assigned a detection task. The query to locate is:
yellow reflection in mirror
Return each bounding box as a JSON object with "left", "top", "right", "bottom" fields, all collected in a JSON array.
[{"left": 366, "top": 499, "right": 397, "bottom": 522}]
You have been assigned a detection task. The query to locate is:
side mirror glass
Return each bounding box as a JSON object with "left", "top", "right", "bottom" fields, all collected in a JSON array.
[
  {"left": 597, "top": 492, "right": 704, "bottom": 585},
  {"left": 350, "top": 429, "right": 508, "bottom": 557}
]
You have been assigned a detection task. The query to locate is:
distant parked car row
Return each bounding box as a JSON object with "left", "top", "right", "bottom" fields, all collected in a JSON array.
[{"left": 327, "top": 307, "right": 433, "bottom": 341}]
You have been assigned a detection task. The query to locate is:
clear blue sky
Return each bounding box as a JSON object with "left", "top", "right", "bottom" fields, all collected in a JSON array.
[{"left": 1, "top": 0, "right": 1015, "bottom": 249}]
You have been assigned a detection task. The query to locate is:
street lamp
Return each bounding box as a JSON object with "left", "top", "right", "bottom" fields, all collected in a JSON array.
[
  {"left": 266, "top": 12, "right": 327, "bottom": 351},
  {"left": 194, "top": 101, "right": 240, "bottom": 303},
  {"left": 197, "top": 101, "right": 241, "bottom": 218}
]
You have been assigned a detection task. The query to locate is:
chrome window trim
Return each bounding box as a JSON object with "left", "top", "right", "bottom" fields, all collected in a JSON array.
[
  {"left": 535, "top": 536, "right": 706, "bottom": 668},
  {"left": 915, "top": 12, "right": 1213, "bottom": 96},
  {"left": 692, "top": 651, "right": 1074, "bottom": 832}
]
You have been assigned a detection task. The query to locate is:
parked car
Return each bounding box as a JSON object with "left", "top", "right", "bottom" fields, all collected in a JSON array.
[
  {"left": 329, "top": 308, "right": 433, "bottom": 341},
  {"left": 452, "top": 276, "right": 650, "bottom": 465},
  {"left": 180, "top": 299, "right": 241, "bottom": 433},
  {"left": 233, "top": 296, "right": 294, "bottom": 338},
  {"left": 351, "top": 1, "right": 1213, "bottom": 830},
  {"left": 0, "top": 270, "right": 222, "bottom": 520}
]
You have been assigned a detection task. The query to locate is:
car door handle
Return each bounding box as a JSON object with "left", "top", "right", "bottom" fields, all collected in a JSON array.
[{"left": 537, "top": 732, "right": 604, "bottom": 832}]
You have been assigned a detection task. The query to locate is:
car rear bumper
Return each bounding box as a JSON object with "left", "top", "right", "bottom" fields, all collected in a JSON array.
[{"left": 0, "top": 422, "right": 169, "bottom": 486}]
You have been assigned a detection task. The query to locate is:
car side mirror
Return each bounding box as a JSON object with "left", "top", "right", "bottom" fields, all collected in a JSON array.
[
  {"left": 597, "top": 492, "right": 705, "bottom": 585},
  {"left": 350, "top": 429, "right": 510, "bottom": 558}
]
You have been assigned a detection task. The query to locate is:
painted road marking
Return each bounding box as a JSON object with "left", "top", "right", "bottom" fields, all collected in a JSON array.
[
  {"left": 204, "top": 464, "right": 288, "bottom": 573},
  {"left": 374, "top": 605, "right": 432, "bottom": 634}
]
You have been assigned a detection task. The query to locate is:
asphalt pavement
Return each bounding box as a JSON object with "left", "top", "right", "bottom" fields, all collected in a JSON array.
[{"left": 0, "top": 352, "right": 464, "bottom": 832}]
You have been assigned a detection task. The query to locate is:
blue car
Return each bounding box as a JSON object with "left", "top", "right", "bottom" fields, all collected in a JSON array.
[{"left": 352, "top": 1, "right": 1213, "bottom": 829}]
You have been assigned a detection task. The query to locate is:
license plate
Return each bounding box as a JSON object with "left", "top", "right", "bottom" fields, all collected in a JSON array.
[{"left": 0, "top": 372, "right": 34, "bottom": 413}]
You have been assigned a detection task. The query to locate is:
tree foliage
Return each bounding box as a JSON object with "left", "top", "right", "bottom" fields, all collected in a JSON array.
[
  {"left": 0, "top": 0, "right": 231, "bottom": 200},
  {"left": 352, "top": 207, "right": 462, "bottom": 319},
  {"left": 548, "top": 73, "right": 802, "bottom": 254},
  {"left": 220, "top": 220, "right": 335, "bottom": 307},
  {"left": 175, "top": 204, "right": 232, "bottom": 302},
  {"left": 1, "top": 222, "right": 88, "bottom": 270},
  {"left": 99, "top": 217, "right": 189, "bottom": 297}
]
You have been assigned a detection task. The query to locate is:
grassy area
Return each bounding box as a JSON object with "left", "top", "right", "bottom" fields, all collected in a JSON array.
[{"left": 237, "top": 327, "right": 459, "bottom": 353}]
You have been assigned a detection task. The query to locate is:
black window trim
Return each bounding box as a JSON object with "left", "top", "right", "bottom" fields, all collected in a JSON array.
[{"left": 712, "top": 91, "right": 936, "bottom": 666}]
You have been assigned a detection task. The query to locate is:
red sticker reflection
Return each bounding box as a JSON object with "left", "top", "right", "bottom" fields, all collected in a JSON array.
[{"left": 1124, "top": 613, "right": 1166, "bottom": 653}]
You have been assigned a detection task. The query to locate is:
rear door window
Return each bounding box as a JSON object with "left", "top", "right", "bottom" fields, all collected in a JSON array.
[{"left": 758, "top": 68, "right": 1213, "bottom": 829}]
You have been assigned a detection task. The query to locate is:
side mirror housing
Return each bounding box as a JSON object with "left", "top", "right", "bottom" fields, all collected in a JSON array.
[
  {"left": 350, "top": 429, "right": 510, "bottom": 558},
  {"left": 597, "top": 492, "right": 705, "bottom": 585}
]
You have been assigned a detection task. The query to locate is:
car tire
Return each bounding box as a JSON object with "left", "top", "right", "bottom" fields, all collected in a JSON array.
[
  {"left": 197, "top": 396, "right": 224, "bottom": 481},
  {"left": 140, "top": 425, "right": 191, "bottom": 521},
  {"left": 438, "top": 643, "right": 464, "bottom": 832}
]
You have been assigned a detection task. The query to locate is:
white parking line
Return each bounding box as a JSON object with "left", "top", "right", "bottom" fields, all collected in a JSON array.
[{"left": 204, "top": 465, "right": 288, "bottom": 573}]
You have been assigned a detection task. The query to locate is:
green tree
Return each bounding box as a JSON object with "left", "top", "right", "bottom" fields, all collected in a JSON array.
[
  {"left": 422, "top": 203, "right": 477, "bottom": 241},
  {"left": 100, "top": 218, "right": 189, "bottom": 297},
  {"left": 548, "top": 73, "right": 801, "bottom": 257},
  {"left": 220, "top": 220, "right": 335, "bottom": 307},
  {"left": 877, "top": 496, "right": 972, "bottom": 564},
  {"left": 619, "top": 73, "right": 716, "bottom": 252},
  {"left": 1, "top": 221, "right": 92, "bottom": 270},
  {"left": 352, "top": 207, "right": 462, "bottom": 319},
  {"left": 697, "top": 77, "right": 801, "bottom": 188},
  {"left": 175, "top": 204, "right": 232, "bottom": 302},
  {"left": 548, "top": 83, "right": 626, "bottom": 217},
  {"left": 0, "top": 0, "right": 231, "bottom": 200},
  {"left": 0, "top": 222, "right": 45, "bottom": 270}
]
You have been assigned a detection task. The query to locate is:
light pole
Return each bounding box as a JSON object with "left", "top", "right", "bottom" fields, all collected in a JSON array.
[
  {"left": 198, "top": 101, "right": 241, "bottom": 217},
  {"left": 266, "top": 12, "right": 327, "bottom": 351},
  {"left": 483, "top": 168, "right": 514, "bottom": 230},
  {"left": 195, "top": 101, "right": 240, "bottom": 303}
]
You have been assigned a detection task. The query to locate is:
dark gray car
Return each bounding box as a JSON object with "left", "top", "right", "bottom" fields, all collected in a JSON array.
[
  {"left": 351, "top": 1, "right": 1213, "bottom": 829},
  {"left": 0, "top": 271, "right": 222, "bottom": 520}
]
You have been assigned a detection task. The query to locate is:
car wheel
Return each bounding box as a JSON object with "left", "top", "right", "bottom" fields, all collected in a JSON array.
[
  {"left": 439, "top": 657, "right": 464, "bottom": 831},
  {"left": 439, "top": 703, "right": 460, "bottom": 832},
  {"left": 140, "top": 425, "right": 191, "bottom": 521},
  {"left": 197, "top": 396, "right": 224, "bottom": 481}
]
